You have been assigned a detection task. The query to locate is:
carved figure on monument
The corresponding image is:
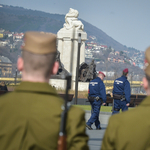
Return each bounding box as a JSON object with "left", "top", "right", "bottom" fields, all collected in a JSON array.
[
  {"left": 51, "top": 51, "right": 69, "bottom": 79},
  {"left": 57, "top": 8, "right": 87, "bottom": 81},
  {"left": 55, "top": 51, "right": 63, "bottom": 73},
  {"left": 63, "top": 8, "right": 84, "bottom": 30},
  {"left": 78, "top": 59, "right": 97, "bottom": 82}
]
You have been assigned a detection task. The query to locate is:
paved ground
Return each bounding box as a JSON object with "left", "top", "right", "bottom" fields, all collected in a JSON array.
[
  {"left": 86, "top": 124, "right": 107, "bottom": 150},
  {"left": 85, "top": 111, "right": 111, "bottom": 150}
]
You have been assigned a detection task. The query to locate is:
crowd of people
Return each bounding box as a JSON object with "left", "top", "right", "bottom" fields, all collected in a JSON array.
[{"left": 0, "top": 31, "right": 149, "bottom": 150}]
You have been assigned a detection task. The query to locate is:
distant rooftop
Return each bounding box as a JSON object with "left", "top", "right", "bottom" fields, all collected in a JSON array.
[{"left": 0, "top": 56, "right": 12, "bottom": 63}]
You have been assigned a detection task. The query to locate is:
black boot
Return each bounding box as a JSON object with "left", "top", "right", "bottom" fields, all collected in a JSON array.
[{"left": 86, "top": 124, "right": 93, "bottom": 130}]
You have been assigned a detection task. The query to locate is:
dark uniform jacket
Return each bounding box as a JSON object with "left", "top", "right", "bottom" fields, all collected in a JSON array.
[
  {"left": 0, "top": 82, "right": 89, "bottom": 150},
  {"left": 0, "top": 85, "right": 8, "bottom": 91},
  {"left": 101, "top": 96, "right": 150, "bottom": 150},
  {"left": 113, "top": 75, "right": 131, "bottom": 103},
  {"left": 89, "top": 77, "right": 106, "bottom": 103}
]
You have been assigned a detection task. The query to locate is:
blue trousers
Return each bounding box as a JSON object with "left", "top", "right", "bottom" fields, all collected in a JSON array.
[
  {"left": 87, "top": 100, "right": 102, "bottom": 128},
  {"left": 112, "top": 99, "right": 128, "bottom": 115}
]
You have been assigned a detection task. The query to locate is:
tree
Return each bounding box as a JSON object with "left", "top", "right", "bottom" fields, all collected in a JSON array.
[{"left": 120, "top": 51, "right": 123, "bottom": 56}]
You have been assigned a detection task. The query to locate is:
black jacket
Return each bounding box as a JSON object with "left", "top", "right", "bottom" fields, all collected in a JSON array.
[{"left": 0, "top": 85, "right": 8, "bottom": 91}]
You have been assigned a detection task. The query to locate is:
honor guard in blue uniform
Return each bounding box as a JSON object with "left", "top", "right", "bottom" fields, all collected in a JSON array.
[
  {"left": 86, "top": 71, "right": 106, "bottom": 130},
  {"left": 112, "top": 68, "right": 131, "bottom": 114}
]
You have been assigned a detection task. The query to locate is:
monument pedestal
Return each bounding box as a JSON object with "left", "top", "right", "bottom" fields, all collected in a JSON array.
[
  {"left": 50, "top": 8, "right": 87, "bottom": 90},
  {"left": 57, "top": 28, "right": 87, "bottom": 81},
  {"left": 49, "top": 79, "right": 89, "bottom": 91}
]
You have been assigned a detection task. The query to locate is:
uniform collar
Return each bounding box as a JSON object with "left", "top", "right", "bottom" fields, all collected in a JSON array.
[
  {"left": 15, "top": 81, "right": 58, "bottom": 96},
  {"left": 121, "top": 75, "right": 127, "bottom": 79},
  {"left": 97, "top": 77, "right": 104, "bottom": 82},
  {"left": 97, "top": 77, "right": 101, "bottom": 80}
]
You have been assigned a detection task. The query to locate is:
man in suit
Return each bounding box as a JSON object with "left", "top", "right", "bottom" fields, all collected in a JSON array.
[
  {"left": 112, "top": 68, "right": 131, "bottom": 114},
  {"left": 86, "top": 71, "right": 106, "bottom": 130},
  {"left": 101, "top": 46, "right": 150, "bottom": 150},
  {"left": 0, "top": 31, "right": 89, "bottom": 150}
]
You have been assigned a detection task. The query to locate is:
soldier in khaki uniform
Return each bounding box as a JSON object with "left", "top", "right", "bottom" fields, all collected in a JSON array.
[
  {"left": 0, "top": 31, "right": 89, "bottom": 150},
  {"left": 101, "top": 46, "right": 150, "bottom": 150}
]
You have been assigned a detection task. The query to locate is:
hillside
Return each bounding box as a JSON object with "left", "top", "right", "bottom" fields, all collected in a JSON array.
[{"left": 0, "top": 4, "right": 130, "bottom": 52}]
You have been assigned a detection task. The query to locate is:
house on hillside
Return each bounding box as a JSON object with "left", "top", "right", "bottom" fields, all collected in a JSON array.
[
  {"left": 0, "top": 56, "right": 12, "bottom": 77},
  {"left": 89, "top": 36, "right": 96, "bottom": 40},
  {"left": 0, "top": 39, "right": 9, "bottom": 46},
  {"left": 85, "top": 49, "right": 93, "bottom": 59},
  {"left": 100, "top": 45, "right": 107, "bottom": 50},
  {"left": 13, "top": 33, "right": 24, "bottom": 40},
  {"left": 0, "top": 33, "right": 3, "bottom": 38},
  {"left": 115, "top": 51, "right": 120, "bottom": 55},
  {"left": 108, "top": 55, "right": 124, "bottom": 63},
  {"left": 4, "top": 31, "right": 13, "bottom": 37}
]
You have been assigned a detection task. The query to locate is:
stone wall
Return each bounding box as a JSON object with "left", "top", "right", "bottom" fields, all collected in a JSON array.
[{"left": 49, "top": 79, "right": 88, "bottom": 91}]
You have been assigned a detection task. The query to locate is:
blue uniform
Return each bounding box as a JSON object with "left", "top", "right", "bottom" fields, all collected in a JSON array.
[
  {"left": 86, "top": 77, "right": 106, "bottom": 129},
  {"left": 112, "top": 75, "right": 131, "bottom": 114}
]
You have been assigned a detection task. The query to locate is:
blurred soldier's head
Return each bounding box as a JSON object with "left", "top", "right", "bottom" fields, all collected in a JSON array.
[
  {"left": 18, "top": 31, "right": 59, "bottom": 83},
  {"left": 143, "top": 47, "right": 150, "bottom": 95},
  {"left": 122, "top": 68, "right": 128, "bottom": 77},
  {"left": 98, "top": 71, "right": 106, "bottom": 81},
  {"left": 1, "top": 81, "right": 5, "bottom": 86}
]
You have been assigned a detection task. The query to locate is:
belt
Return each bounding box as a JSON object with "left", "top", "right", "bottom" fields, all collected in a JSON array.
[
  {"left": 88, "top": 96, "right": 103, "bottom": 102},
  {"left": 113, "top": 94, "right": 125, "bottom": 101}
]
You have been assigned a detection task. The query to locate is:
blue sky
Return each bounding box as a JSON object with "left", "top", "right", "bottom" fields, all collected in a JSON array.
[{"left": 1, "top": 0, "right": 150, "bottom": 51}]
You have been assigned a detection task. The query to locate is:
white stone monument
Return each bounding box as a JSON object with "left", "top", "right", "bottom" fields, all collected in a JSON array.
[{"left": 57, "top": 8, "right": 87, "bottom": 81}]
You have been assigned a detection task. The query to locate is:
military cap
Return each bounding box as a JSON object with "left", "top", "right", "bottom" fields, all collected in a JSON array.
[
  {"left": 99, "top": 71, "right": 106, "bottom": 77},
  {"left": 144, "top": 47, "right": 150, "bottom": 76},
  {"left": 22, "top": 31, "right": 57, "bottom": 54},
  {"left": 123, "top": 68, "right": 128, "bottom": 73}
]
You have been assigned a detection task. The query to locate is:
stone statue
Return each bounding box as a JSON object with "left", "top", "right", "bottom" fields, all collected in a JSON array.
[
  {"left": 63, "top": 8, "right": 84, "bottom": 30},
  {"left": 86, "top": 59, "right": 96, "bottom": 80},
  {"left": 52, "top": 51, "right": 69, "bottom": 78},
  {"left": 57, "top": 8, "right": 87, "bottom": 81},
  {"left": 55, "top": 50, "right": 63, "bottom": 73},
  {"left": 78, "top": 59, "right": 97, "bottom": 82}
]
